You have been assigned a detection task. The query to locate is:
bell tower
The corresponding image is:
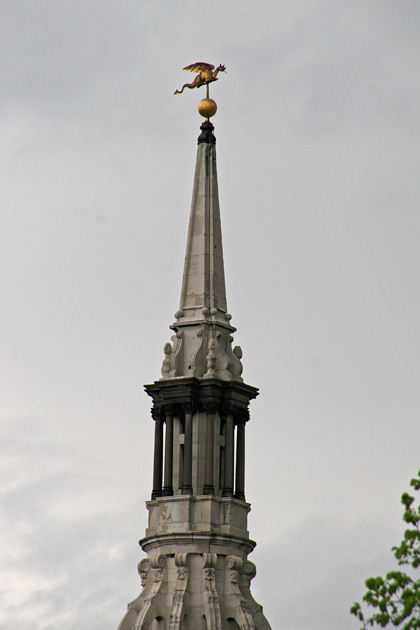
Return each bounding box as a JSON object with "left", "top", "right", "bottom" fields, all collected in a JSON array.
[{"left": 118, "top": 66, "right": 272, "bottom": 630}]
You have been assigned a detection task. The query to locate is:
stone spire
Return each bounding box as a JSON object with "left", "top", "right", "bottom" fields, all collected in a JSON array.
[
  {"left": 118, "top": 102, "right": 272, "bottom": 630},
  {"left": 180, "top": 121, "right": 226, "bottom": 316},
  {"left": 160, "top": 120, "right": 244, "bottom": 383}
]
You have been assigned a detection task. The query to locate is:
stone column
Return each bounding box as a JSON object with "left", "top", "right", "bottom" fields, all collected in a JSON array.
[
  {"left": 235, "top": 419, "right": 246, "bottom": 501},
  {"left": 203, "top": 411, "right": 215, "bottom": 495},
  {"left": 182, "top": 410, "right": 193, "bottom": 494},
  {"left": 151, "top": 414, "right": 163, "bottom": 499},
  {"left": 222, "top": 413, "right": 234, "bottom": 497},
  {"left": 162, "top": 411, "right": 174, "bottom": 497}
]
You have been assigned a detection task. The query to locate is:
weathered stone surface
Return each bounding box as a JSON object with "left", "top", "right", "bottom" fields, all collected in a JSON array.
[
  {"left": 118, "top": 546, "right": 271, "bottom": 630},
  {"left": 159, "top": 141, "right": 244, "bottom": 383},
  {"left": 144, "top": 495, "right": 251, "bottom": 539}
]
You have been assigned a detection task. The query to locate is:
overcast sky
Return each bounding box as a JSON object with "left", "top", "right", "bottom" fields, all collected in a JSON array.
[{"left": 1, "top": 2, "right": 420, "bottom": 629}]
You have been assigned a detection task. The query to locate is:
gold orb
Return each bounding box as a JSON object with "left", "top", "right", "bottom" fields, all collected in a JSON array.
[{"left": 198, "top": 98, "right": 217, "bottom": 119}]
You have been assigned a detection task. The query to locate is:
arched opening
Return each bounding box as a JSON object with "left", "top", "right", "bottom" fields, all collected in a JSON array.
[{"left": 226, "top": 617, "right": 240, "bottom": 630}]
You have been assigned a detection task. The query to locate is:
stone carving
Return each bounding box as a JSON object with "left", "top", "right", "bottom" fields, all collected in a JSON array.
[
  {"left": 226, "top": 555, "right": 242, "bottom": 584},
  {"left": 215, "top": 332, "right": 231, "bottom": 381},
  {"left": 122, "top": 555, "right": 167, "bottom": 630},
  {"left": 233, "top": 346, "right": 242, "bottom": 360},
  {"left": 225, "top": 556, "right": 255, "bottom": 630},
  {"left": 151, "top": 554, "right": 166, "bottom": 583},
  {"left": 176, "top": 567, "right": 188, "bottom": 580},
  {"left": 232, "top": 346, "right": 244, "bottom": 381},
  {"left": 204, "top": 338, "right": 217, "bottom": 378},
  {"left": 150, "top": 555, "right": 166, "bottom": 569},
  {"left": 169, "top": 553, "right": 189, "bottom": 630},
  {"left": 116, "top": 558, "right": 152, "bottom": 630},
  {"left": 203, "top": 553, "right": 217, "bottom": 568},
  {"left": 204, "top": 567, "right": 216, "bottom": 580},
  {"left": 188, "top": 327, "right": 204, "bottom": 376},
  {"left": 204, "top": 333, "right": 232, "bottom": 380},
  {"left": 138, "top": 558, "right": 151, "bottom": 588},
  {"left": 175, "top": 553, "right": 189, "bottom": 580},
  {"left": 229, "top": 569, "right": 239, "bottom": 584},
  {"left": 242, "top": 561, "right": 257, "bottom": 587},
  {"left": 170, "top": 332, "right": 183, "bottom": 377},
  {"left": 161, "top": 343, "right": 173, "bottom": 379},
  {"left": 119, "top": 546, "right": 271, "bottom": 630},
  {"left": 223, "top": 336, "right": 244, "bottom": 383},
  {"left": 161, "top": 333, "right": 184, "bottom": 380},
  {"left": 203, "top": 553, "right": 222, "bottom": 630},
  {"left": 161, "top": 325, "right": 245, "bottom": 381},
  {"left": 238, "top": 560, "right": 271, "bottom": 630}
]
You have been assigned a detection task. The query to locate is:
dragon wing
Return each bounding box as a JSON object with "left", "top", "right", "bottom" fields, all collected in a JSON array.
[{"left": 183, "top": 62, "right": 214, "bottom": 73}]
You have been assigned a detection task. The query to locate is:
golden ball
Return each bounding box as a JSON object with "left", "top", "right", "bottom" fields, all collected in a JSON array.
[{"left": 198, "top": 98, "right": 217, "bottom": 119}]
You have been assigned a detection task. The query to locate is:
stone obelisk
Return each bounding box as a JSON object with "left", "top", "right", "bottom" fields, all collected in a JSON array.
[{"left": 118, "top": 66, "right": 272, "bottom": 630}]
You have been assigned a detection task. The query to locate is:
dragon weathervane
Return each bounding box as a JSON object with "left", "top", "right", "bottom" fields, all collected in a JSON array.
[{"left": 174, "top": 62, "right": 226, "bottom": 120}]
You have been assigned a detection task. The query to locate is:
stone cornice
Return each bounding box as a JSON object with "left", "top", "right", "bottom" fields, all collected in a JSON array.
[
  {"left": 144, "top": 377, "right": 258, "bottom": 420},
  {"left": 140, "top": 531, "right": 256, "bottom": 555}
]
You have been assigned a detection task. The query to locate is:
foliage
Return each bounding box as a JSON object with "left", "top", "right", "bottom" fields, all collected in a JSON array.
[{"left": 351, "top": 471, "right": 420, "bottom": 629}]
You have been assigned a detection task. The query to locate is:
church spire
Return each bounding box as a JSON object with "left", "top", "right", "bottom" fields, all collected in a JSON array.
[
  {"left": 180, "top": 120, "right": 227, "bottom": 318},
  {"left": 159, "top": 118, "right": 244, "bottom": 382},
  {"left": 117, "top": 66, "right": 272, "bottom": 630}
]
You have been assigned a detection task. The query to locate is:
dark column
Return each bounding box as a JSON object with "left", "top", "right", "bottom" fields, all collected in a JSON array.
[
  {"left": 162, "top": 411, "right": 174, "bottom": 496},
  {"left": 222, "top": 413, "right": 234, "bottom": 497},
  {"left": 182, "top": 410, "right": 193, "bottom": 494},
  {"left": 203, "top": 411, "right": 215, "bottom": 495},
  {"left": 151, "top": 414, "right": 163, "bottom": 500},
  {"left": 235, "top": 419, "right": 245, "bottom": 501}
]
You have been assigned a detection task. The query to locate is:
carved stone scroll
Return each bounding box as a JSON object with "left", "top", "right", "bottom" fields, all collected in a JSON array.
[
  {"left": 151, "top": 554, "right": 167, "bottom": 583},
  {"left": 242, "top": 561, "right": 256, "bottom": 588},
  {"left": 132, "top": 555, "right": 167, "bottom": 630},
  {"left": 202, "top": 553, "right": 222, "bottom": 630},
  {"left": 169, "top": 553, "right": 189, "bottom": 630},
  {"left": 225, "top": 556, "right": 255, "bottom": 630},
  {"left": 189, "top": 326, "right": 204, "bottom": 376},
  {"left": 170, "top": 332, "right": 183, "bottom": 377},
  {"left": 239, "top": 561, "right": 272, "bottom": 630},
  {"left": 138, "top": 558, "right": 151, "bottom": 589},
  {"left": 117, "top": 558, "right": 151, "bottom": 630}
]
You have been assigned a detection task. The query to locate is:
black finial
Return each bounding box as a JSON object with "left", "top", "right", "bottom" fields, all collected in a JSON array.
[{"left": 198, "top": 120, "right": 216, "bottom": 145}]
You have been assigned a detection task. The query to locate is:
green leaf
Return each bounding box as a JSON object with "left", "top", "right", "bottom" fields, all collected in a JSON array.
[{"left": 351, "top": 471, "right": 420, "bottom": 629}]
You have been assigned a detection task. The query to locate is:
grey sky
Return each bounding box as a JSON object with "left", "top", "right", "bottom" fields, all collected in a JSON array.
[{"left": 1, "top": 1, "right": 420, "bottom": 628}]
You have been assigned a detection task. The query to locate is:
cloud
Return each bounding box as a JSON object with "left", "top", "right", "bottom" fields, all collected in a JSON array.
[{"left": 0, "top": 416, "right": 142, "bottom": 630}]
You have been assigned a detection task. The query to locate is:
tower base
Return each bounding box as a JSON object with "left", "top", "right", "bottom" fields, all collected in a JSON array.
[{"left": 118, "top": 496, "right": 272, "bottom": 630}]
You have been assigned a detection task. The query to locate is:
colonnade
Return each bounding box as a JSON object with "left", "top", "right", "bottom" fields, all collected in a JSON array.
[{"left": 151, "top": 409, "right": 246, "bottom": 501}]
